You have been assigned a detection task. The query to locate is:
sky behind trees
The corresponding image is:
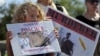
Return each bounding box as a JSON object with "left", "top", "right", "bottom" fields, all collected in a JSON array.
[
  {"left": 0, "top": 0, "right": 37, "bottom": 7},
  {"left": 5, "top": 0, "right": 84, "bottom": 6}
]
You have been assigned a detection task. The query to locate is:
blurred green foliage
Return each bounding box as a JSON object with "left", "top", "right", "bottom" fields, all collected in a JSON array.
[
  {"left": 55, "top": 0, "right": 85, "bottom": 17},
  {"left": 0, "top": 3, "right": 16, "bottom": 40}
]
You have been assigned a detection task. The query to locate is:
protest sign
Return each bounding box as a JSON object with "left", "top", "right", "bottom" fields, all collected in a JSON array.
[
  {"left": 46, "top": 7, "right": 100, "bottom": 56},
  {"left": 6, "top": 20, "right": 60, "bottom": 56}
]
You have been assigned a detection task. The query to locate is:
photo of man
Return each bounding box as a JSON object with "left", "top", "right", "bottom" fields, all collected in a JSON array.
[{"left": 61, "top": 32, "right": 74, "bottom": 56}]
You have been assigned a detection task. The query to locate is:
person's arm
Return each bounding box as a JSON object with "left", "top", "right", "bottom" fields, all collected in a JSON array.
[
  {"left": 6, "top": 31, "right": 13, "bottom": 56},
  {"left": 48, "top": 53, "right": 55, "bottom": 56}
]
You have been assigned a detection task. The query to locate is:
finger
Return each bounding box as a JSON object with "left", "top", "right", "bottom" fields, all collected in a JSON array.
[
  {"left": 9, "top": 36, "right": 13, "bottom": 40},
  {"left": 6, "top": 31, "right": 13, "bottom": 40},
  {"left": 46, "top": 16, "right": 52, "bottom": 19},
  {"left": 54, "top": 28, "right": 59, "bottom": 38}
]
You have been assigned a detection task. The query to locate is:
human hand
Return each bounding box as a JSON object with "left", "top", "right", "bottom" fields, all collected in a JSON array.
[
  {"left": 6, "top": 31, "right": 13, "bottom": 40},
  {"left": 54, "top": 28, "right": 59, "bottom": 39},
  {"left": 47, "top": 53, "right": 55, "bottom": 56},
  {"left": 46, "top": 16, "right": 52, "bottom": 19},
  {"left": 6, "top": 31, "right": 13, "bottom": 56}
]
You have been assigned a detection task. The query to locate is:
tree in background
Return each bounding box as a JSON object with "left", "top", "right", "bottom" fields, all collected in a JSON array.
[
  {"left": 54, "top": 0, "right": 85, "bottom": 17},
  {"left": 0, "top": 3, "right": 16, "bottom": 40}
]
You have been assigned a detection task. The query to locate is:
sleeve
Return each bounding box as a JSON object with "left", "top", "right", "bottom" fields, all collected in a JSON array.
[{"left": 61, "top": 6, "right": 69, "bottom": 15}]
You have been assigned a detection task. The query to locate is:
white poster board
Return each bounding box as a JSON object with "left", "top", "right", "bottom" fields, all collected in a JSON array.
[
  {"left": 46, "top": 7, "right": 100, "bottom": 56},
  {"left": 6, "top": 20, "right": 61, "bottom": 56}
]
